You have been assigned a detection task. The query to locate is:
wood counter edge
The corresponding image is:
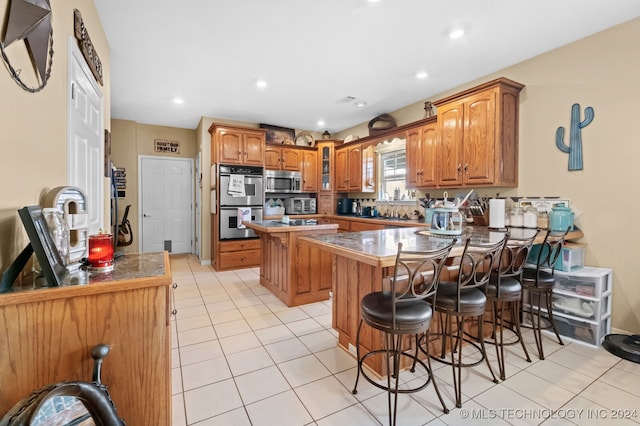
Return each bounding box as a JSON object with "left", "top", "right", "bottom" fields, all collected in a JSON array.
[{"left": 244, "top": 222, "right": 339, "bottom": 233}]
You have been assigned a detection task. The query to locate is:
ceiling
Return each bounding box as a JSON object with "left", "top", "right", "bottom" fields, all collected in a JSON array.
[{"left": 94, "top": 0, "right": 640, "bottom": 133}]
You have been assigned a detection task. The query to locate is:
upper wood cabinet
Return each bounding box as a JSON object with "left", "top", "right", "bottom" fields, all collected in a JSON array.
[
  {"left": 335, "top": 144, "right": 364, "bottom": 192},
  {"left": 406, "top": 120, "right": 437, "bottom": 188},
  {"left": 361, "top": 143, "right": 376, "bottom": 193},
  {"left": 265, "top": 145, "right": 301, "bottom": 171},
  {"left": 301, "top": 150, "right": 318, "bottom": 192},
  {"left": 434, "top": 77, "right": 523, "bottom": 187},
  {"left": 210, "top": 124, "right": 265, "bottom": 166},
  {"left": 317, "top": 141, "right": 335, "bottom": 192}
]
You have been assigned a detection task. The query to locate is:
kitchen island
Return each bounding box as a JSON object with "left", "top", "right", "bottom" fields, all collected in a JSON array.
[
  {"left": 0, "top": 252, "right": 172, "bottom": 425},
  {"left": 299, "top": 226, "right": 583, "bottom": 375},
  {"left": 244, "top": 219, "right": 339, "bottom": 306}
]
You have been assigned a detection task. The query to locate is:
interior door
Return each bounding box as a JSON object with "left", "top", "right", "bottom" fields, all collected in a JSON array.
[
  {"left": 140, "top": 156, "right": 193, "bottom": 253},
  {"left": 68, "top": 38, "right": 104, "bottom": 235}
]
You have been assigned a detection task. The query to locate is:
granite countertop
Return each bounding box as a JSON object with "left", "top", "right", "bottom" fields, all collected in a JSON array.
[
  {"left": 3, "top": 252, "right": 169, "bottom": 295},
  {"left": 245, "top": 220, "right": 338, "bottom": 233},
  {"left": 299, "top": 226, "right": 545, "bottom": 267}
]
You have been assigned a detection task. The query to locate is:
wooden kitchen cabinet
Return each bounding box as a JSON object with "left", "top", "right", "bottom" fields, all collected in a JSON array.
[
  {"left": 265, "top": 145, "right": 301, "bottom": 171},
  {"left": 210, "top": 124, "right": 265, "bottom": 166},
  {"left": 0, "top": 253, "right": 172, "bottom": 426},
  {"left": 434, "top": 77, "right": 523, "bottom": 187},
  {"left": 336, "top": 144, "right": 371, "bottom": 192},
  {"left": 317, "top": 141, "right": 335, "bottom": 192},
  {"left": 317, "top": 193, "right": 335, "bottom": 215},
  {"left": 361, "top": 142, "right": 376, "bottom": 193},
  {"left": 301, "top": 149, "right": 318, "bottom": 191},
  {"left": 406, "top": 120, "right": 437, "bottom": 188},
  {"left": 216, "top": 239, "right": 261, "bottom": 270}
]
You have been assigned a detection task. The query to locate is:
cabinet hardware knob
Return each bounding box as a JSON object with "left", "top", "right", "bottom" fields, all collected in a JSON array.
[{"left": 464, "top": 163, "right": 469, "bottom": 173}]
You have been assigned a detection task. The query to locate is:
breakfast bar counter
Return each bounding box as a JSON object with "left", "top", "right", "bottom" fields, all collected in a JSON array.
[
  {"left": 244, "top": 220, "right": 339, "bottom": 307},
  {"left": 299, "top": 226, "right": 583, "bottom": 375}
]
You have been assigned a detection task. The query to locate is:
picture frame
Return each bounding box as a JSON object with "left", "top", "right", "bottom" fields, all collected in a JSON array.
[
  {"left": 18, "top": 206, "right": 66, "bottom": 287},
  {"left": 260, "top": 124, "right": 295, "bottom": 145}
]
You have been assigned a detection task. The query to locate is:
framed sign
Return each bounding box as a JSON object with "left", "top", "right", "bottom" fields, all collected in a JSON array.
[
  {"left": 154, "top": 139, "right": 180, "bottom": 154},
  {"left": 18, "top": 206, "right": 66, "bottom": 287}
]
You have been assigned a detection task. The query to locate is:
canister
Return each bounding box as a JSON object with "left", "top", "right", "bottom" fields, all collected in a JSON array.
[{"left": 549, "top": 205, "right": 574, "bottom": 231}]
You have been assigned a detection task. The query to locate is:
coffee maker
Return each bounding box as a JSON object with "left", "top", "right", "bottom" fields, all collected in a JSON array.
[{"left": 337, "top": 198, "right": 353, "bottom": 215}]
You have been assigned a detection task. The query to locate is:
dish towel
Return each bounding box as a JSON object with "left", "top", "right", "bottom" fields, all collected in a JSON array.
[
  {"left": 228, "top": 174, "right": 245, "bottom": 197},
  {"left": 237, "top": 208, "right": 251, "bottom": 229}
]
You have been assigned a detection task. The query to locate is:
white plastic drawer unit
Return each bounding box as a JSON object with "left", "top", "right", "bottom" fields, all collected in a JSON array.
[{"left": 523, "top": 266, "right": 612, "bottom": 347}]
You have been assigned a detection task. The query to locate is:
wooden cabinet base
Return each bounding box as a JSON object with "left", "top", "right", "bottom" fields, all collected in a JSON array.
[
  {"left": 214, "top": 239, "right": 261, "bottom": 271},
  {"left": 0, "top": 253, "right": 172, "bottom": 425},
  {"left": 257, "top": 230, "right": 335, "bottom": 307}
]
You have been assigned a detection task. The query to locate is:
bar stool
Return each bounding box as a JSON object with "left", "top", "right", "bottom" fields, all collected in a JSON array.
[
  {"left": 352, "top": 240, "right": 455, "bottom": 425},
  {"left": 428, "top": 234, "right": 508, "bottom": 408},
  {"left": 485, "top": 229, "right": 538, "bottom": 380},
  {"left": 521, "top": 228, "right": 569, "bottom": 360}
]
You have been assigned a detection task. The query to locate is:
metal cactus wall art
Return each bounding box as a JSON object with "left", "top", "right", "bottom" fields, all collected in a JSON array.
[{"left": 555, "top": 103, "right": 594, "bottom": 171}]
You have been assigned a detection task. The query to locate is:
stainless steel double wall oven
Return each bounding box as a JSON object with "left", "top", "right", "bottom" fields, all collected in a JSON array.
[{"left": 218, "top": 164, "right": 263, "bottom": 240}]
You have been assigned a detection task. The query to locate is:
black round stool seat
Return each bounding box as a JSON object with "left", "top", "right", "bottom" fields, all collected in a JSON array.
[
  {"left": 361, "top": 292, "right": 432, "bottom": 334},
  {"left": 522, "top": 268, "right": 555, "bottom": 288},
  {"left": 436, "top": 284, "right": 487, "bottom": 316},
  {"left": 486, "top": 276, "right": 522, "bottom": 301}
]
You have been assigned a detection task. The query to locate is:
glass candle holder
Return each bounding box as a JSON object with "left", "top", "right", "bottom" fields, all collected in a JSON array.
[{"left": 88, "top": 233, "right": 114, "bottom": 271}]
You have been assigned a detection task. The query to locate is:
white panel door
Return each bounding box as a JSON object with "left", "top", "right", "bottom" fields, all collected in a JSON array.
[
  {"left": 68, "top": 38, "right": 103, "bottom": 235},
  {"left": 140, "top": 157, "right": 193, "bottom": 253}
]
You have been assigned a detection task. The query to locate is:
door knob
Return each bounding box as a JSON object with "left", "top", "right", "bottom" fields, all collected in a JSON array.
[{"left": 143, "top": 213, "right": 150, "bottom": 217}]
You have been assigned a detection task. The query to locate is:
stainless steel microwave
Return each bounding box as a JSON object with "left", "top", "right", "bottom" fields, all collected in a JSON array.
[{"left": 265, "top": 170, "right": 302, "bottom": 193}]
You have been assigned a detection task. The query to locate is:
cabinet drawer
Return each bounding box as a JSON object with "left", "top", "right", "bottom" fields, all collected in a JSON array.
[
  {"left": 219, "top": 249, "right": 260, "bottom": 269},
  {"left": 550, "top": 292, "right": 611, "bottom": 321},
  {"left": 553, "top": 267, "right": 612, "bottom": 297},
  {"left": 553, "top": 315, "right": 611, "bottom": 347},
  {"left": 219, "top": 239, "right": 261, "bottom": 252}
]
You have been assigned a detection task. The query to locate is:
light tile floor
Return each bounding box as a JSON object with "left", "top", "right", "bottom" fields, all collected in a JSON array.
[{"left": 170, "top": 255, "right": 640, "bottom": 426}]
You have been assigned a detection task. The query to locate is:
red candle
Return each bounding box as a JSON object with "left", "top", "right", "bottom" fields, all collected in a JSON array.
[{"left": 88, "top": 233, "right": 114, "bottom": 269}]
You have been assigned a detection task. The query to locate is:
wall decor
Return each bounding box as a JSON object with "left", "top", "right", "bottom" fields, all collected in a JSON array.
[
  {"left": 0, "top": 0, "right": 54, "bottom": 92},
  {"left": 294, "top": 131, "right": 315, "bottom": 147},
  {"left": 260, "top": 124, "right": 295, "bottom": 144},
  {"left": 368, "top": 113, "right": 397, "bottom": 136},
  {"left": 73, "top": 9, "right": 103, "bottom": 85},
  {"left": 154, "top": 139, "right": 181, "bottom": 154},
  {"left": 104, "top": 130, "right": 111, "bottom": 177},
  {"left": 556, "top": 103, "right": 594, "bottom": 171}
]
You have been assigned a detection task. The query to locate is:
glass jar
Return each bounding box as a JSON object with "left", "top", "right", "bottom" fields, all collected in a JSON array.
[
  {"left": 509, "top": 206, "right": 524, "bottom": 227},
  {"left": 42, "top": 208, "right": 70, "bottom": 266},
  {"left": 537, "top": 212, "right": 549, "bottom": 229},
  {"left": 523, "top": 206, "right": 538, "bottom": 228}
]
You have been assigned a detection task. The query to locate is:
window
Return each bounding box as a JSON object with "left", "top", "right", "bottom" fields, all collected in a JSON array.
[
  {"left": 380, "top": 150, "right": 406, "bottom": 200},
  {"left": 375, "top": 137, "right": 407, "bottom": 200}
]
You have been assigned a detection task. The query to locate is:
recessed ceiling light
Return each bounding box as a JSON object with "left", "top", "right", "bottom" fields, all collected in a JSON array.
[
  {"left": 317, "top": 120, "right": 325, "bottom": 127},
  {"left": 367, "top": 0, "right": 380, "bottom": 3},
  {"left": 415, "top": 71, "right": 428, "bottom": 79},
  {"left": 355, "top": 101, "right": 367, "bottom": 107},
  {"left": 173, "top": 97, "right": 184, "bottom": 104},
  {"left": 256, "top": 79, "right": 268, "bottom": 88},
  {"left": 449, "top": 27, "right": 465, "bottom": 39}
]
